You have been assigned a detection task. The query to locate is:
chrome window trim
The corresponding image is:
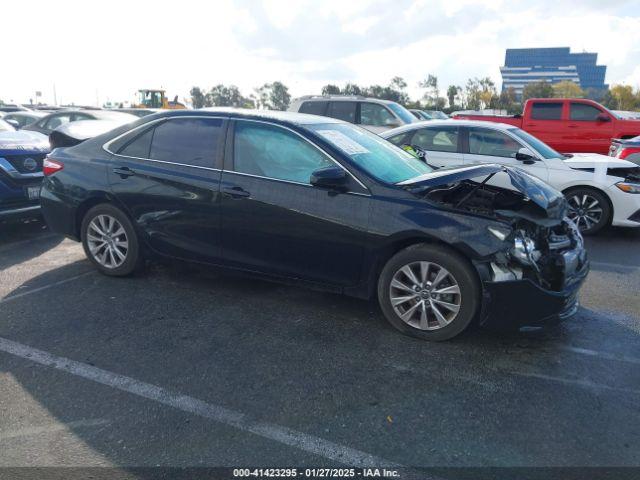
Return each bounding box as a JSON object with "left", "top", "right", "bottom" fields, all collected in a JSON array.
[
  {"left": 232, "top": 118, "right": 370, "bottom": 193},
  {"left": 102, "top": 115, "right": 226, "bottom": 172},
  {"left": 222, "top": 169, "right": 370, "bottom": 197}
]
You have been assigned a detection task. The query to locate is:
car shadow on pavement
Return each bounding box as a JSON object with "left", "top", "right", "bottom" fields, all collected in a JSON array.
[
  {"left": 1, "top": 260, "right": 639, "bottom": 469},
  {"left": 0, "top": 218, "right": 64, "bottom": 270}
]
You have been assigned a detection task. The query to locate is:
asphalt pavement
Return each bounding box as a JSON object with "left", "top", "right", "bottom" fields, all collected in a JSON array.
[{"left": 0, "top": 218, "right": 638, "bottom": 477}]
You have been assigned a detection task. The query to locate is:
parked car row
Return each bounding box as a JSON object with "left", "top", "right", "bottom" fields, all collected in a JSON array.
[
  {"left": 453, "top": 98, "right": 640, "bottom": 155},
  {"left": 0, "top": 110, "right": 138, "bottom": 221},
  {"left": 381, "top": 120, "right": 640, "bottom": 234}
]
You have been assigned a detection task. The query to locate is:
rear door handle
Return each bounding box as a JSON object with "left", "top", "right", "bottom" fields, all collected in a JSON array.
[
  {"left": 222, "top": 186, "right": 251, "bottom": 198},
  {"left": 112, "top": 166, "right": 136, "bottom": 178}
]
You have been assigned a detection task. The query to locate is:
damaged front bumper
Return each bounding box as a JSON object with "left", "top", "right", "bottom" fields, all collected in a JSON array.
[{"left": 479, "top": 256, "right": 589, "bottom": 330}]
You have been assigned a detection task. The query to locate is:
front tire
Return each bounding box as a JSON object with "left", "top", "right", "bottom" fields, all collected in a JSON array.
[
  {"left": 377, "top": 244, "right": 480, "bottom": 341},
  {"left": 81, "top": 204, "right": 142, "bottom": 276},
  {"left": 564, "top": 187, "right": 611, "bottom": 235}
]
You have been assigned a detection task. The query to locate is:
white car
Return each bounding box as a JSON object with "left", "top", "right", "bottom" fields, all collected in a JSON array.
[
  {"left": 382, "top": 120, "right": 640, "bottom": 234},
  {"left": 288, "top": 96, "right": 417, "bottom": 134}
]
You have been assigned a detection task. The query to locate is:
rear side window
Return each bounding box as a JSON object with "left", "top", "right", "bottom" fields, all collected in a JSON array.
[
  {"left": 386, "top": 131, "right": 413, "bottom": 147},
  {"left": 411, "top": 127, "right": 459, "bottom": 153},
  {"left": 150, "top": 118, "right": 222, "bottom": 167},
  {"left": 327, "top": 102, "right": 356, "bottom": 123},
  {"left": 570, "top": 103, "right": 603, "bottom": 121},
  {"left": 119, "top": 128, "right": 154, "bottom": 158},
  {"left": 43, "top": 114, "right": 72, "bottom": 130},
  {"left": 299, "top": 101, "right": 328, "bottom": 116},
  {"left": 531, "top": 102, "right": 562, "bottom": 120},
  {"left": 115, "top": 117, "right": 222, "bottom": 168},
  {"left": 360, "top": 103, "right": 396, "bottom": 127}
]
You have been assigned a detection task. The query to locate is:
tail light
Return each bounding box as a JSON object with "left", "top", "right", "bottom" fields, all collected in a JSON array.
[
  {"left": 43, "top": 158, "right": 64, "bottom": 176},
  {"left": 618, "top": 147, "right": 640, "bottom": 160}
]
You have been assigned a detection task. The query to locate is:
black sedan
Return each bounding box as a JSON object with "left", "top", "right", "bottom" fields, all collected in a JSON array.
[
  {"left": 40, "top": 109, "right": 588, "bottom": 341},
  {"left": 23, "top": 110, "right": 137, "bottom": 136}
]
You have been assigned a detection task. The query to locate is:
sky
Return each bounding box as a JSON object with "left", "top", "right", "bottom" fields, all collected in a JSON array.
[{"left": 2, "top": 0, "right": 640, "bottom": 106}]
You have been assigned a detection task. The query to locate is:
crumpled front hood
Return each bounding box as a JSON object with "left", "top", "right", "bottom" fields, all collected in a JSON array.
[
  {"left": 399, "top": 163, "right": 567, "bottom": 219},
  {"left": 0, "top": 130, "right": 49, "bottom": 152}
]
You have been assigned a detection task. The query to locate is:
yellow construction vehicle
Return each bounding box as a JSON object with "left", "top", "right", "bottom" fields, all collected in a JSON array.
[{"left": 133, "top": 89, "right": 186, "bottom": 109}]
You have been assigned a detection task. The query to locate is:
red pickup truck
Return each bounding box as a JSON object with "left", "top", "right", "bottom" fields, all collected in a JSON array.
[{"left": 453, "top": 98, "right": 640, "bottom": 155}]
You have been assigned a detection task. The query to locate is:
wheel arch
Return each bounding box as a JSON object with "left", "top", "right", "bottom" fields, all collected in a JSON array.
[
  {"left": 74, "top": 192, "right": 131, "bottom": 239},
  {"left": 561, "top": 184, "right": 614, "bottom": 224},
  {"left": 362, "top": 233, "right": 479, "bottom": 300}
]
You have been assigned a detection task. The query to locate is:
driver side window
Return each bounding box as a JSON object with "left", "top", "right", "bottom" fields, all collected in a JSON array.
[
  {"left": 233, "top": 121, "right": 334, "bottom": 184},
  {"left": 468, "top": 128, "right": 521, "bottom": 158}
]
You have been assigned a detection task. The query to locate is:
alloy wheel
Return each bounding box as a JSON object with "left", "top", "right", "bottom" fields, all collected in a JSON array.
[
  {"left": 87, "top": 214, "right": 129, "bottom": 269},
  {"left": 389, "top": 261, "right": 462, "bottom": 331},
  {"left": 567, "top": 194, "right": 603, "bottom": 231}
]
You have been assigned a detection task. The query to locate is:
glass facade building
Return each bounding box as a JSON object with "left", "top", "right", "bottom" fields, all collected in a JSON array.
[{"left": 500, "top": 48, "right": 608, "bottom": 99}]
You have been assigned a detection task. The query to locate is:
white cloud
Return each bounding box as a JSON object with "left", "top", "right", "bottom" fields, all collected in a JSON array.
[{"left": 1, "top": 0, "right": 638, "bottom": 106}]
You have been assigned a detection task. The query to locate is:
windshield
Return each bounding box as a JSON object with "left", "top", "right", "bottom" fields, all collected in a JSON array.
[
  {"left": 508, "top": 127, "right": 563, "bottom": 159},
  {"left": 426, "top": 111, "right": 449, "bottom": 120},
  {"left": 308, "top": 123, "right": 433, "bottom": 184},
  {"left": 387, "top": 103, "right": 416, "bottom": 124},
  {"left": 0, "top": 119, "right": 15, "bottom": 132}
]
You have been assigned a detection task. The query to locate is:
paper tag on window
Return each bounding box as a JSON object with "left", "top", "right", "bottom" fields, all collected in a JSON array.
[{"left": 316, "top": 130, "right": 370, "bottom": 155}]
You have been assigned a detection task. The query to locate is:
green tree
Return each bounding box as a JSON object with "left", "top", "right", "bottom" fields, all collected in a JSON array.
[
  {"left": 522, "top": 81, "right": 554, "bottom": 101},
  {"left": 342, "top": 83, "right": 362, "bottom": 96},
  {"left": 609, "top": 84, "right": 638, "bottom": 110},
  {"left": 190, "top": 87, "right": 206, "bottom": 109},
  {"left": 552, "top": 81, "right": 584, "bottom": 98},
  {"left": 321, "top": 84, "right": 341, "bottom": 95},
  {"left": 498, "top": 87, "right": 521, "bottom": 114},
  {"left": 465, "top": 78, "right": 480, "bottom": 110},
  {"left": 419, "top": 74, "right": 440, "bottom": 108},
  {"left": 255, "top": 81, "right": 291, "bottom": 110},
  {"left": 446, "top": 85, "right": 461, "bottom": 109},
  {"left": 207, "top": 84, "right": 250, "bottom": 107}
]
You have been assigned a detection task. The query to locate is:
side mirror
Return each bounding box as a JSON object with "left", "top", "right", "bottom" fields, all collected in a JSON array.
[
  {"left": 515, "top": 147, "right": 536, "bottom": 164},
  {"left": 5, "top": 119, "right": 20, "bottom": 129},
  {"left": 310, "top": 165, "right": 348, "bottom": 191},
  {"left": 384, "top": 118, "right": 400, "bottom": 128},
  {"left": 596, "top": 113, "right": 611, "bottom": 122}
]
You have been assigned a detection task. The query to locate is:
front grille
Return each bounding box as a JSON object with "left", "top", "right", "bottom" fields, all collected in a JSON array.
[
  {"left": 2, "top": 154, "right": 46, "bottom": 174},
  {"left": 629, "top": 209, "right": 640, "bottom": 223}
]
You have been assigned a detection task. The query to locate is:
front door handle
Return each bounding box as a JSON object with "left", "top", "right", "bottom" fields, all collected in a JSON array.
[
  {"left": 113, "top": 166, "right": 136, "bottom": 178},
  {"left": 222, "top": 186, "right": 251, "bottom": 198}
]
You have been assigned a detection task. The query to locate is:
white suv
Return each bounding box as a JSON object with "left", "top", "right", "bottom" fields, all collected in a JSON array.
[{"left": 288, "top": 96, "right": 416, "bottom": 133}]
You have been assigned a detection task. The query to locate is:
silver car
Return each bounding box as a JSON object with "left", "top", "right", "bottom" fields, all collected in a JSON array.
[{"left": 289, "top": 95, "right": 416, "bottom": 134}]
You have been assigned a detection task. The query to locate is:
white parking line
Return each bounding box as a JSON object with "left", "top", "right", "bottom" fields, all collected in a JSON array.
[
  {"left": 0, "top": 337, "right": 401, "bottom": 468},
  {"left": 0, "top": 418, "right": 109, "bottom": 441},
  {"left": 589, "top": 261, "right": 639, "bottom": 273},
  {"left": 558, "top": 345, "right": 640, "bottom": 366},
  {"left": 0, "top": 271, "right": 94, "bottom": 305},
  {"left": 508, "top": 371, "right": 640, "bottom": 395}
]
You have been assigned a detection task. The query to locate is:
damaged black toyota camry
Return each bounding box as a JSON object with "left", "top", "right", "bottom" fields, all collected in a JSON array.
[{"left": 40, "top": 109, "right": 588, "bottom": 341}]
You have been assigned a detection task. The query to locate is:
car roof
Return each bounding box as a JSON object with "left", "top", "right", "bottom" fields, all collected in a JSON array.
[
  {"left": 380, "top": 119, "right": 518, "bottom": 137},
  {"left": 294, "top": 96, "right": 397, "bottom": 105},
  {"left": 194, "top": 108, "right": 345, "bottom": 125},
  {"left": 5, "top": 111, "right": 47, "bottom": 118}
]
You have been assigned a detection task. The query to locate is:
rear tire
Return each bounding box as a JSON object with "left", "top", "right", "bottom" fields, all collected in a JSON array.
[
  {"left": 564, "top": 187, "right": 611, "bottom": 235},
  {"left": 81, "top": 204, "right": 143, "bottom": 276},
  {"left": 377, "top": 244, "right": 480, "bottom": 341}
]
